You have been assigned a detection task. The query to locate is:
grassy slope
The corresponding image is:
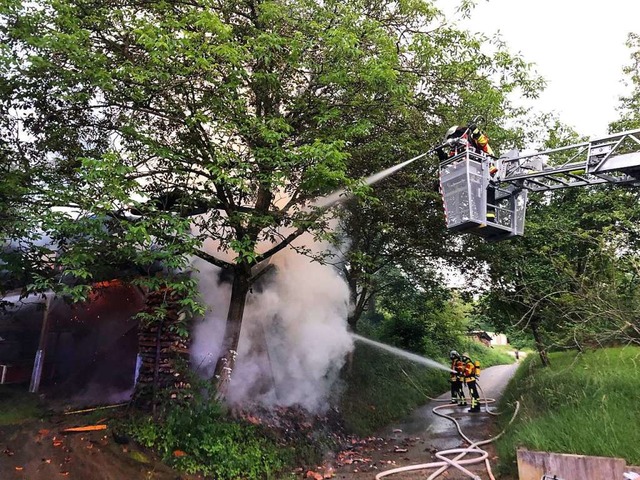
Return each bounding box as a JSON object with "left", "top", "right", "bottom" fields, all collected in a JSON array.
[{"left": 495, "top": 346, "right": 640, "bottom": 475}]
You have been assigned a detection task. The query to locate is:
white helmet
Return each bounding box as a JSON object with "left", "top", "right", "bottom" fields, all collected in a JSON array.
[
  {"left": 444, "top": 125, "right": 459, "bottom": 141},
  {"left": 449, "top": 350, "right": 459, "bottom": 360}
]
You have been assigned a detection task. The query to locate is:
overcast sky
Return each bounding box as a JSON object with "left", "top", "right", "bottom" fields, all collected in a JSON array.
[{"left": 444, "top": 0, "right": 640, "bottom": 138}]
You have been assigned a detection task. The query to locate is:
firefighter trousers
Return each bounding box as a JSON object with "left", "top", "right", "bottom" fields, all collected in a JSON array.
[
  {"left": 450, "top": 379, "right": 464, "bottom": 404},
  {"left": 466, "top": 380, "right": 479, "bottom": 407}
]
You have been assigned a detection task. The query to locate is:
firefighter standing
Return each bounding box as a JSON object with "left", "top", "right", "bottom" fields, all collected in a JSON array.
[
  {"left": 448, "top": 350, "right": 465, "bottom": 405},
  {"left": 461, "top": 352, "right": 481, "bottom": 413}
]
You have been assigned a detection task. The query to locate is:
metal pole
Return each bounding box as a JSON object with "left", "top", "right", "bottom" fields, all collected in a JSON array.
[{"left": 29, "top": 293, "right": 52, "bottom": 393}]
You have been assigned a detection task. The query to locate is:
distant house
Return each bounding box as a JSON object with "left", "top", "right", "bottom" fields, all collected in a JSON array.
[
  {"left": 486, "top": 332, "right": 509, "bottom": 346},
  {"left": 466, "top": 330, "right": 493, "bottom": 347}
]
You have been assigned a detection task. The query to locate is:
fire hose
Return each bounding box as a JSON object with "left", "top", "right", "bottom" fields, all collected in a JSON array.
[{"left": 376, "top": 374, "right": 520, "bottom": 480}]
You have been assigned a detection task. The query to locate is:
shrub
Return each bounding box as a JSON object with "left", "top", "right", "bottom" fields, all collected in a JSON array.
[{"left": 127, "top": 401, "right": 286, "bottom": 479}]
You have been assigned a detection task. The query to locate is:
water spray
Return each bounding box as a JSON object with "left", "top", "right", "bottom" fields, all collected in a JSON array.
[
  {"left": 351, "top": 334, "right": 453, "bottom": 373},
  {"left": 312, "top": 151, "right": 432, "bottom": 209}
]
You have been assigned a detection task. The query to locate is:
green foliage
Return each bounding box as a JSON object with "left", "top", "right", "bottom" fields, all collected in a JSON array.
[
  {"left": 495, "top": 347, "right": 640, "bottom": 476},
  {"left": 457, "top": 340, "right": 514, "bottom": 367},
  {"left": 359, "top": 267, "right": 468, "bottom": 357},
  {"left": 610, "top": 33, "right": 640, "bottom": 132},
  {"left": 479, "top": 180, "right": 640, "bottom": 362},
  {"left": 126, "top": 402, "right": 286, "bottom": 479}
]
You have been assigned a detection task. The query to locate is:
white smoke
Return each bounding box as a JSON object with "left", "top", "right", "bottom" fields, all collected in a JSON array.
[{"left": 190, "top": 234, "right": 353, "bottom": 413}]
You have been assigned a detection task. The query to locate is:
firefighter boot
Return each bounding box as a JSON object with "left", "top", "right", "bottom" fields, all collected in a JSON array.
[{"left": 468, "top": 401, "right": 480, "bottom": 413}]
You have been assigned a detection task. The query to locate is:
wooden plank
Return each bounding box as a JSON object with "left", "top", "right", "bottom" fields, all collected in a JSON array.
[{"left": 517, "top": 449, "right": 626, "bottom": 480}]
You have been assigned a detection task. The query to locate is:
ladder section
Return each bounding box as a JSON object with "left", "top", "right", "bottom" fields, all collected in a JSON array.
[{"left": 499, "top": 129, "right": 640, "bottom": 192}]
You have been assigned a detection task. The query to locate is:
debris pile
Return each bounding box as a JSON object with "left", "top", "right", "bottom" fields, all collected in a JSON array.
[
  {"left": 236, "top": 406, "right": 425, "bottom": 478},
  {"left": 237, "top": 404, "right": 347, "bottom": 446}
]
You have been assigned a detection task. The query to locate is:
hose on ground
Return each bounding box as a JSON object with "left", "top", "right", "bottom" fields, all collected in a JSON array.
[{"left": 377, "top": 376, "right": 520, "bottom": 480}]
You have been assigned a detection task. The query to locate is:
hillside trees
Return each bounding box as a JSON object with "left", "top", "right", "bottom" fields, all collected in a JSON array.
[
  {"left": 354, "top": 264, "right": 470, "bottom": 357},
  {"left": 610, "top": 32, "right": 640, "bottom": 132},
  {"left": 478, "top": 33, "right": 640, "bottom": 363},
  {"left": 0, "top": 0, "right": 541, "bottom": 396}
]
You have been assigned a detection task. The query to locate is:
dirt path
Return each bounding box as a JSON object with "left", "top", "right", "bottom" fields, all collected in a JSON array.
[
  {"left": 0, "top": 414, "right": 198, "bottom": 480},
  {"left": 331, "top": 362, "right": 521, "bottom": 480}
]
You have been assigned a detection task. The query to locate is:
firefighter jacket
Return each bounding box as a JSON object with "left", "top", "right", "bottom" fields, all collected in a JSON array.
[
  {"left": 437, "top": 126, "right": 495, "bottom": 163},
  {"left": 455, "top": 359, "right": 465, "bottom": 381},
  {"left": 469, "top": 127, "right": 495, "bottom": 157},
  {"left": 450, "top": 358, "right": 464, "bottom": 381},
  {"left": 462, "top": 358, "right": 480, "bottom": 383}
]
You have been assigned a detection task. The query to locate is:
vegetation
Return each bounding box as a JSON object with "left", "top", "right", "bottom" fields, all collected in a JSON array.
[
  {"left": 0, "top": 385, "right": 43, "bottom": 425},
  {"left": 495, "top": 347, "right": 640, "bottom": 476},
  {"left": 126, "top": 401, "right": 289, "bottom": 479},
  {"left": 0, "top": 0, "right": 541, "bottom": 396},
  {"left": 340, "top": 342, "right": 449, "bottom": 435},
  {"left": 473, "top": 34, "right": 640, "bottom": 365},
  {"left": 610, "top": 32, "right": 640, "bottom": 132},
  {"left": 2, "top": 0, "right": 639, "bottom": 476}
]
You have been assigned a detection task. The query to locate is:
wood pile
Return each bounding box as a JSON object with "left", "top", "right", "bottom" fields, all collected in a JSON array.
[{"left": 135, "top": 288, "right": 192, "bottom": 407}]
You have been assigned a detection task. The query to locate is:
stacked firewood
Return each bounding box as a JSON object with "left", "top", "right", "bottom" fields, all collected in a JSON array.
[{"left": 135, "top": 287, "right": 192, "bottom": 406}]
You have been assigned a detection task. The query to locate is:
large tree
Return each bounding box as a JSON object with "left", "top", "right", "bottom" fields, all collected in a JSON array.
[
  {"left": 0, "top": 0, "right": 539, "bottom": 395},
  {"left": 334, "top": 39, "right": 543, "bottom": 332}
]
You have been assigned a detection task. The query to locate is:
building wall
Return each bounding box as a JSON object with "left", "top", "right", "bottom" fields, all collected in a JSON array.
[{"left": 488, "top": 332, "right": 509, "bottom": 346}]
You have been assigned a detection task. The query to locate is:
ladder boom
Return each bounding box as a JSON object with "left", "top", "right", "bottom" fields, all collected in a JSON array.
[{"left": 498, "top": 129, "right": 640, "bottom": 192}]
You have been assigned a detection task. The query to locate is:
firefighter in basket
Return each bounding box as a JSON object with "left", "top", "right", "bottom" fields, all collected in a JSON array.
[{"left": 436, "top": 122, "right": 498, "bottom": 221}]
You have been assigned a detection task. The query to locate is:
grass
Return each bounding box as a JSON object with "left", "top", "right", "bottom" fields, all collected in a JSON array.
[
  {"left": 0, "top": 385, "right": 43, "bottom": 425},
  {"left": 125, "top": 401, "right": 289, "bottom": 480},
  {"left": 339, "top": 342, "right": 449, "bottom": 435},
  {"left": 460, "top": 341, "right": 515, "bottom": 367},
  {"left": 495, "top": 346, "right": 640, "bottom": 476}
]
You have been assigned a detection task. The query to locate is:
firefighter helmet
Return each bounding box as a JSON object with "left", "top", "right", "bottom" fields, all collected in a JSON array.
[
  {"left": 449, "top": 350, "right": 459, "bottom": 360},
  {"left": 444, "top": 125, "right": 459, "bottom": 141}
]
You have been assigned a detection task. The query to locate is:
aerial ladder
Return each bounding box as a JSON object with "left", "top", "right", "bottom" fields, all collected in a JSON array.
[{"left": 438, "top": 128, "right": 640, "bottom": 242}]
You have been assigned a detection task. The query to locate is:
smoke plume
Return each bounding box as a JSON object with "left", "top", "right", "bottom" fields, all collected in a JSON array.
[{"left": 190, "top": 234, "right": 353, "bottom": 413}]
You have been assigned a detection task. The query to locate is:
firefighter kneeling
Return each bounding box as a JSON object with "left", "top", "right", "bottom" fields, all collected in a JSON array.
[{"left": 462, "top": 353, "right": 481, "bottom": 413}]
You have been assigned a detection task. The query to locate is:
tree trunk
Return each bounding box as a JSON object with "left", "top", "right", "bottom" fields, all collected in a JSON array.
[
  {"left": 213, "top": 266, "right": 251, "bottom": 400},
  {"left": 347, "top": 281, "right": 367, "bottom": 334},
  {"left": 531, "top": 321, "right": 550, "bottom": 367}
]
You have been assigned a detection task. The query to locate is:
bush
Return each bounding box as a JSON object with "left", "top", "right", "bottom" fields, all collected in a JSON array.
[{"left": 127, "top": 401, "right": 286, "bottom": 479}]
